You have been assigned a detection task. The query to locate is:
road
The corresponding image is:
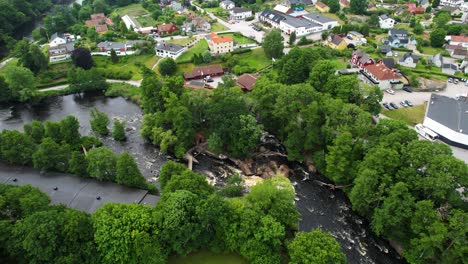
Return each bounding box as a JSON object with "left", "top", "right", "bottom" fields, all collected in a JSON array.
[
  {"left": 0, "top": 58, "right": 13, "bottom": 69},
  {"left": 39, "top": 79, "right": 142, "bottom": 92}
]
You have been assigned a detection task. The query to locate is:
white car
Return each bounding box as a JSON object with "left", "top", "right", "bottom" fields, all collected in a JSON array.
[{"left": 385, "top": 89, "right": 395, "bottom": 95}]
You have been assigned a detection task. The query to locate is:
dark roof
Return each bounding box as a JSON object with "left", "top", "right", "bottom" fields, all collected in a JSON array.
[
  {"left": 184, "top": 64, "right": 224, "bottom": 79},
  {"left": 330, "top": 34, "right": 344, "bottom": 45},
  {"left": 381, "top": 58, "right": 395, "bottom": 69},
  {"left": 97, "top": 41, "right": 127, "bottom": 50},
  {"left": 453, "top": 48, "right": 468, "bottom": 56},
  {"left": 380, "top": 45, "right": 392, "bottom": 53},
  {"left": 236, "top": 73, "right": 259, "bottom": 91},
  {"left": 230, "top": 7, "right": 251, "bottom": 13},
  {"left": 283, "top": 15, "right": 321, "bottom": 28},
  {"left": 379, "top": 14, "right": 390, "bottom": 20},
  {"left": 426, "top": 94, "right": 468, "bottom": 136},
  {"left": 400, "top": 52, "right": 419, "bottom": 63},
  {"left": 442, "top": 63, "right": 458, "bottom": 70},
  {"left": 155, "top": 42, "right": 185, "bottom": 52},
  {"left": 388, "top": 29, "right": 408, "bottom": 36},
  {"left": 260, "top": 9, "right": 286, "bottom": 24},
  {"left": 303, "top": 13, "right": 336, "bottom": 24},
  {"left": 389, "top": 35, "right": 409, "bottom": 44}
]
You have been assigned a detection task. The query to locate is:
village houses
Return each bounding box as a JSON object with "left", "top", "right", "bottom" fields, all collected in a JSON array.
[
  {"left": 154, "top": 42, "right": 186, "bottom": 59},
  {"left": 208, "top": 32, "right": 234, "bottom": 54}
]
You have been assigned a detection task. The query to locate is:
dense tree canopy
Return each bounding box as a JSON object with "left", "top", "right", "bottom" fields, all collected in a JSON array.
[{"left": 262, "top": 29, "right": 284, "bottom": 59}]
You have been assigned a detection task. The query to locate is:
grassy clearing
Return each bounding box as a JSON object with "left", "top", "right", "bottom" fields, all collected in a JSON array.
[
  {"left": 231, "top": 48, "right": 271, "bottom": 70},
  {"left": 218, "top": 33, "right": 256, "bottom": 45},
  {"left": 94, "top": 54, "right": 159, "bottom": 80},
  {"left": 112, "top": 4, "right": 149, "bottom": 17},
  {"left": 105, "top": 83, "right": 142, "bottom": 105},
  {"left": 211, "top": 22, "right": 228, "bottom": 32},
  {"left": 382, "top": 102, "right": 427, "bottom": 126},
  {"left": 136, "top": 16, "right": 156, "bottom": 27},
  {"left": 176, "top": 39, "right": 209, "bottom": 63},
  {"left": 421, "top": 46, "right": 446, "bottom": 56},
  {"left": 167, "top": 37, "right": 193, "bottom": 46},
  {"left": 0, "top": 58, "right": 19, "bottom": 74},
  {"left": 168, "top": 251, "right": 247, "bottom": 264},
  {"left": 330, "top": 57, "right": 350, "bottom": 69}
]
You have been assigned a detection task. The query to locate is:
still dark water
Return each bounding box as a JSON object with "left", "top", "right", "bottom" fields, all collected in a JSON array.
[{"left": 0, "top": 93, "right": 405, "bottom": 264}]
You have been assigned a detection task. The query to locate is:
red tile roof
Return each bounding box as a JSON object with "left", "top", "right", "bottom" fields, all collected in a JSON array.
[
  {"left": 210, "top": 33, "right": 233, "bottom": 43},
  {"left": 157, "top": 23, "right": 176, "bottom": 32},
  {"left": 236, "top": 73, "right": 259, "bottom": 91},
  {"left": 316, "top": 2, "right": 329, "bottom": 8},
  {"left": 364, "top": 63, "right": 399, "bottom": 80},
  {"left": 95, "top": 24, "right": 108, "bottom": 32},
  {"left": 450, "top": 35, "right": 468, "bottom": 43},
  {"left": 340, "top": 0, "right": 349, "bottom": 6}
]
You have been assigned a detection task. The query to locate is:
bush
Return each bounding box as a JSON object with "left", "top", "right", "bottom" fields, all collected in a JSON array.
[
  {"left": 231, "top": 48, "right": 252, "bottom": 55},
  {"left": 245, "top": 16, "right": 254, "bottom": 21},
  {"left": 90, "top": 108, "right": 110, "bottom": 136}
]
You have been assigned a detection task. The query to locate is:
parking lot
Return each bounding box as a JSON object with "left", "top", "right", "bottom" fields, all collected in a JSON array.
[{"left": 382, "top": 81, "right": 468, "bottom": 107}]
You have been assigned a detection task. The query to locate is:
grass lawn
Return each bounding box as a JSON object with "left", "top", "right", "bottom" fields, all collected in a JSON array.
[
  {"left": 167, "top": 37, "right": 193, "bottom": 46},
  {"left": 112, "top": 3, "right": 149, "bottom": 17},
  {"left": 218, "top": 33, "right": 256, "bottom": 45},
  {"left": 330, "top": 57, "right": 350, "bottom": 69},
  {"left": 0, "top": 58, "right": 19, "bottom": 74},
  {"left": 382, "top": 102, "right": 427, "bottom": 126},
  {"left": 211, "top": 22, "right": 228, "bottom": 32},
  {"left": 136, "top": 16, "right": 156, "bottom": 27},
  {"left": 421, "top": 46, "right": 446, "bottom": 55},
  {"left": 230, "top": 48, "right": 271, "bottom": 71},
  {"left": 94, "top": 54, "right": 159, "bottom": 80},
  {"left": 168, "top": 251, "right": 247, "bottom": 264},
  {"left": 176, "top": 39, "right": 209, "bottom": 63}
]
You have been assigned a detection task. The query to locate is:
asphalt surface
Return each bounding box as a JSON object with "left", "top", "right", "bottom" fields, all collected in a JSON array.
[{"left": 0, "top": 163, "right": 159, "bottom": 213}]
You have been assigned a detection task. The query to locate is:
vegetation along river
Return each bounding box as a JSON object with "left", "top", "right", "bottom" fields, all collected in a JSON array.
[{"left": 0, "top": 92, "right": 405, "bottom": 264}]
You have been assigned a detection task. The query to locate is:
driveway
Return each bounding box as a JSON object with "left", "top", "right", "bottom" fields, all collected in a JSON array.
[{"left": 382, "top": 81, "right": 468, "bottom": 106}]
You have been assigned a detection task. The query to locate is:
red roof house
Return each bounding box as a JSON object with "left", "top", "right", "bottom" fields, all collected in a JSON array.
[
  {"left": 405, "top": 3, "right": 425, "bottom": 14},
  {"left": 351, "top": 50, "right": 375, "bottom": 69},
  {"left": 184, "top": 64, "right": 224, "bottom": 80},
  {"left": 157, "top": 23, "right": 178, "bottom": 35},
  {"left": 85, "top": 13, "right": 112, "bottom": 32},
  {"left": 236, "top": 73, "right": 259, "bottom": 92}
]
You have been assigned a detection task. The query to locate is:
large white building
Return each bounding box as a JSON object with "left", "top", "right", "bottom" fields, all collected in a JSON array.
[
  {"left": 423, "top": 94, "right": 468, "bottom": 149},
  {"left": 154, "top": 42, "right": 186, "bottom": 59},
  {"left": 379, "top": 14, "right": 395, "bottom": 29},
  {"left": 229, "top": 7, "right": 252, "bottom": 20}
]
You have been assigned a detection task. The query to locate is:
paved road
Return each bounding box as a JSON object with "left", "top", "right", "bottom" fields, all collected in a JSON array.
[
  {"left": 39, "top": 79, "right": 142, "bottom": 92},
  {"left": 0, "top": 58, "right": 13, "bottom": 69},
  {"left": 0, "top": 163, "right": 159, "bottom": 213}
]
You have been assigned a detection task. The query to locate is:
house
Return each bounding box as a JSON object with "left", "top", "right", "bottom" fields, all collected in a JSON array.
[
  {"left": 154, "top": 42, "right": 186, "bottom": 59},
  {"left": 259, "top": 10, "right": 287, "bottom": 28},
  {"left": 96, "top": 41, "right": 141, "bottom": 55},
  {"left": 345, "top": 31, "right": 367, "bottom": 46},
  {"left": 442, "top": 63, "right": 459, "bottom": 75},
  {"left": 274, "top": 4, "right": 291, "bottom": 14},
  {"left": 381, "top": 58, "right": 396, "bottom": 69},
  {"left": 280, "top": 16, "right": 323, "bottom": 37},
  {"left": 398, "top": 52, "right": 419, "bottom": 68},
  {"left": 430, "top": 53, "right": 444, "bottom": 67},
  {"left": 121, "top": 15, "right": 140, "bottom": 31},
  {"left": 388, "top": 29, "right": 408, "bottom": 38},
  {"left": 379, "top": 45, "right": 393, "bottom": 56},
  {"left": 379, "top": 14, "right": 396, "bottom": 29},
  {"left": 49, "top": 33, "right": 77, "bottom": 47},
  {"left": 169, "top": 1, "right": 183, "bottom": 12},
  {"left": 394, "top": 6, "right": 406, "bottom": 16},
  {"left": 368, "top": 3, "right": 377, "bottom": 11},
  {"left": 441, "top": 6, "right": 463, "bottom": 15},
  {"left": 446, "top": 35, "right": 468, "bottom": 48},
  {"left": 283, "top": 0, "right": 314, "bottom": 7},
  {"left": 182, "top": 17, "right": 211, "bottom": 32},
  {"left": 220, "top": 0, "right": 235, "bottom": 10},
  {"left": 315, "top": 2, "right": 330, "bottom": 12},
  {"left": 208, "top": 32, "right": 234, "bottom": 54},
  {"left": 451, "top": 47, "right": 468, "bottom": 59},
  {"left": 85, "top": 13, "right": 112, "bottom": 33},
  {"left": 183, "top": 64, "right": 224, "bottom": 80},
  {"left": 327, "top": 34, "right": 347, "bottom": 50},
  {"left": 385, "top": 29, "right": 416, "bottom": 48},
  {"left": 49, "top": 42, "right": 75, "bottom": 63},
  {"left": 439, "top": 0, "right": 464, "bottom": 8},
  {"left": 339, "top": 0, "right": 349, "bottom": 8},
  {"left": 236, "top": 73, "right": 259, "bottom": 92},
  {"left": 405, "top": 3, "right": 425, "bottom": 14},
  {"left": 460, "top": 59, "right": 468, "bottom": 73},
  {"left": 351, "top": 50, "right": 375, "bottom": 69},
  {"left": 157, "top": 23, "right": 178, "bottom": 35},
  {"left": 419, "top": 0, "right": 430, "bottom": 8},
  {"left": 361, "top": 62, "right": 403, "bottom": 90},
  {"left": 230, "top": 7, "right": 252, "bottom": 20},
  {"left": 387, "top": 35, "right": 409, "bottom": 47},
  {"left": 302, "top": 13, "right": 339, "bottom": 30},
  {"left": 423, "top": 94, "right": 468, "bottom": 149}
]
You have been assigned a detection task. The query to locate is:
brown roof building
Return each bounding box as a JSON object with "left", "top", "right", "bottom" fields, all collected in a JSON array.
[
  {"left": 184, "top": 64, "right": 224, "bottom": 80},
  {"left": 85, "top": 13, "right": 112, "bottom": 32},
  {"left": 157, "top": 23, "right": 178, "bottom": 35},
  {"left": 236, "top": 73, "right": 259, "bottom": 91}
]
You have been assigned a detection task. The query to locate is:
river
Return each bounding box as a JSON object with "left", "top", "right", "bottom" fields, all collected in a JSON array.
[{"left": 0, "top": 93, "right": 405, "bottom": 264}]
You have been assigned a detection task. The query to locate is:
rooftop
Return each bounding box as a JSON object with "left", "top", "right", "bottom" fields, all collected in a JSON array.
[
  {"left": 230, "top": 7, "right": 251, "bottom": 13},
  {"left": 236, "top": 73, "right": 259, "bottom": 91},
  {"left": 155, "top": 42, "right": 185, "bottom": 52},
  {"left": 450, "top": 35, "right": 468, "bottom": 43},
  {"left": 316, "top": 2, "right": 329, "bottom": 8},
  {"left": 210, "top": 32, "right": 234, "bottom": 43},
  {"left": 184, "top": 64, "right": 224, "bottom": 79},
  {"left": 426, "top": 94, "right": 468, "bottom": 136},
  {"left": 364, "top": 63, "right": 400, "bottom": 80},
  {"left": 303, "top": 13, "right": 336, "bottom": 23},
  {"left": 283, "top": 15, "right": 321, "bottom": 28}
]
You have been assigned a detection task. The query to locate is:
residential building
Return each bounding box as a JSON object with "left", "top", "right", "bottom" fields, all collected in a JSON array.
[
  {"left": 379, "top": 45, "right": 393, "bottom": 56},
  {"left": 398, "top": 52, "right": 419, "bottom": 68},
  {"left": 345, "top": 31, "right": 367, "bottom": 46},
  {"left": 85, "top": 13, "right": 112, "bottom": 33},
  {"left": 154, "top": 42, "right": 186, "bottom": 59},
  {"left": 122, "top": 15, "right": 140, "bottom": 31},
  {"left": 283, "top": 0, "right": 314, "bottom": 7},
  {"left": 451, "top": 47, "right": 468, "bottom": 59},
  {"left": 96, "top": 41, "right": 142, "bottom": 55},
  {"left": 419, "top": 0, "right": 430, "bottom": 8},
  {"left": 49, "top": 33, "right": 77, "bottom": 47},
  {"left": 446, "top": 35, "right": 468, "bottom": 47},
  {"left": 361, "top": 61, "right": 403, "bottom": 90},
  {"left": 388, "top": 29, "right": 408, "bottom": 38},
  {"left": 230, "top": 7, "right": 252, "bottom": 20},
  {"left": 220, "top": 0, "right": 235, "bottom": 10},
  {"left": 384, "top": 29, "right": 416, "bottom": 48},
  {"left": 439, "top": 0, "right": 464, "bottom": 8},
  {"left": 157, "top": 23, "right": 178, "bottom": 35},
  {"left": 430, "top": 53, "right": 444, "bottom": 67},
  {"left": 339, "top": 0, "right": 349, "bottom": 8},
  {"left": 169, "top": 1, "right": 183, "bottom": 12},
  {"left": 182, "top": 17, "right": 211, "bottom": 32},
  {"left": 315, "top": 2, "right": 330, "bottom": 12},
  {"left": 351, "top": 49, "right": 375, "bottom": 69},
  {"left": 327, "top": 34, "right": 347, "bottom": 50},
  {"left": 423, "top": 94, "right": 468, "bottom": 149},
  {"left": 441, "top": 5, "right": 463, "bottom": 15},
  {"left": 208, "top": 32, "right": 234, "bottom": 54},
  {"left": 259, "top": 10, "right": 286, "bottom": 28},
  {"left": 183, "top": 64, "right": 224, "bottom": 80},
  {"left": 379, "top": 14, "right": 395, "bottom": 29},
  {"left": 236, "top": 73, "right": 259, "bottom": 92},
  {"left": 274, "top": 4, "right": 291, "bottom": 14},
  {"left": 405, "top": 3, "right": 425, "bottom": 14},
  {"left": 302, "top": 13, "right": 339, "bottom": 30},
  {"left": 381, "top": 58, "right": 396, "bottom": 69},
  {"left": 460, "top": 59, "right": 468, "bottom": 73},
  {"left": 394, "top": 6, "right": 406, "bottom": 16},
  {"left": 442, "top": 63, "right": 459, "bottom": 75},
  {"left": 49, "top": 42, "right": 75, "bottom": 63}
]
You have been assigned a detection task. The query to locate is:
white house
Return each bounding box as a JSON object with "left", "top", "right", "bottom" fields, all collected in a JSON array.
[
  {"left": 442, "top": 63, "right": 459, "bottom": 75},
  {"left": 379, "top": 14, "right": 395, "bottom": 29},
  {"left": 398, "top": 52, "right": 419, "bottom": 68},
  {"left": 230, "top": 7, "right": 252, "bottom": 20},
  {"left": 49, "top": 33, "right": 77, "bottom": 47},
  {"left": 154, "top": 42, "right": 186, "bottom": 59},
  {"left": 302, "top": 13, "right": 339, "bottom": 31},
  {"left": 279, "top": 16, "right": 322, "bottom": 37},
  {"left": 440, "top": 0, "right": 464, "bottom": 8},
  {"left": 445, "top": 35, "right": 468, "bottom": 48},
  {"left": 122, "top": 15, "right": 140, "bottom": 31},
  {"left": 220, "top": 0, "right": 235, "bottom": 10},
  {"left": 430, "top": 53, "right": 444, "bottom": 68},
  {"left": 361, "top": 62, "right": 403, "bottom": 90}
]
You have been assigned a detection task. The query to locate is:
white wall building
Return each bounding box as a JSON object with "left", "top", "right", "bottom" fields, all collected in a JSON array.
[
  {"left": 440, "top": 0, "right": 464, "bottom": 8},
  {"left": 379, "top": 14, "right": 395, "bottom": 29},
  {"left": 154, "top": 42, "right": 186, "bottom": 59},
  {"left": 302, "top": 13, "right": 339, "bottom": 31},
  {"left": 220, "top": 0, "right": 235, "bottom": 10},
  {"left": 230, "top": 7, "right": 252, "bottom": 20},
  {"left": 279, "top": 17, "right": 322, "bottom": 37}
]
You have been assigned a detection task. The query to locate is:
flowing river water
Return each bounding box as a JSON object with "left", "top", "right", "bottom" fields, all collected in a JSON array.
[{"left": 0, "top": 93, "right": 405, "bottom": 264}]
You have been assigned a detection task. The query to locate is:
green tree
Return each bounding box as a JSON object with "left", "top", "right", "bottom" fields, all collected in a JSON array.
[
  {"left": 413, "top": 23, "right": 424, "bottom": 35},
  {"left": 158, "top": 57, "right": 177, "bottom": 76},
  {"left": 86, "top": 147, "right": 117, "bottom": 181},
  {"left": 68, "top": 67, "right": 108, "bottom": 93},
  {"left": 219, "top": 174, "right": 244, "bottom": 197},
  {"left": 13, "top": 40, "right": 48, "bottom": 75},
  {"left": 288, "top": 229, "right": 346, "bottom": 264},
  {"left": 202, "top": 50, "right": 212, "bottom": 63},
  {"left": 158, "top": 160, "right": 188, "bottom": 190},
  {"left": 112, "top": 119, "right": 126, "bottom": 141},
  {"left": 0, "top": 130, "right": 36, "bottom": 165},
  {"left": 432, "top": 0, "right": 440, "bottom": 8},
  {"left": 44, "top": 121, "right": 63, "bottom": 143},
  {"left": 288, "top": 31, "right": 296, "bottom": 45},
  {"left": 325, "top": 131, "right": 357, "bottom": 185},
  {"left": 327, "top": 0, "right": 340, "bottom": 13},
  {"left": 350, "top": 0, "right": 368, "bottom": 14},
  {"left": 368, "top": 14, "right": 379, "bottom": 27},
  {"left": 434, "top": 11, "right": 451, "bottom": 28},
  {"left": 0, "top": 76, "right": 12, "bottom": 103},
  {"left": 116, "top": 152, "right": 146, "bottom": 188},
  {"left": 60, "top": 115, "right": 81, "bottom": 146},
  {"left": 309, "top": 60, "right": 336, "bottom": 92},
  {"left": 0, "top": 185, "right": 50, "bottom": 220},
  {"left": 110, "top": 49, "right": 119, "bottom": 64},
  {"left": 163, "top": 170, "right": 215, "bottom": 197},
  {"left": 90, "top": 108, "right": 110, "bottom": 135},
  {"left": 23, "top": 120, "right": 44, "bottom": 144},
  {"left": 86, "top": 26, "right": 98, "bottom": 42},
  {"left": 141, "top": 75, "right": 164, "bottom": 113},
  {"left": 262, "top": 29, "right": 284, "bottom": 59},
  {"left": 3, "top": 66, "right": 37, "bottom": 102},
  {"left": 9, "top": 207, "right": 96, "bottom": 264},
  {"left": 71, "top": 47, "right": 94, "bottom": 70},
  {"left": 32, "top": 138, "right": 70, "bottom": 172},
  {"left": 68, "top": 151, "right": 88, "bottom": 176}
]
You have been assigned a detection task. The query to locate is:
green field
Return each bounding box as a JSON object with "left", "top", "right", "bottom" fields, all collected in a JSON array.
[
  {"left": 167, "top": 37, "right": 194, "bottom": 46},
  {"left": 112, "top": 3, "right": 149, "bottom": 17},
  {"left": 176, "top": 39, "right": 209, "bottom": 63},
  {"left": 94, "top": 54, "right": 159, "bottom": 80},
  {"left": 382, "top": 102, "right": 427, "bottom": 126},
  {"left": 168, "top": 251, "right": 247, "bottom": 264},
  {"left": 211, "top": 22, "right": 228, "bottom": 32},
  {"left": 231, "top": 48, "right": 271, "bottom": 70},
  {"left": 0, "top": 58, "right": 19, "bottom": 74},
  {"left": 421, "top": 46, "right": 446, "bottom": 56},
  {"left": 218, "top": 33, "right": 256, "bottom": 45},
  {"left": 136, "top": 16, "right": 156, "bottom": 27}
]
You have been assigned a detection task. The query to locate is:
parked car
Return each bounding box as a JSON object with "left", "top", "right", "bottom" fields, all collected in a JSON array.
[
  {"left": 448, "top": 78, "right": 453, "bottom": 83},
  {"left": 465, "top": 81, "right": 468, "bottom": 87},
  {"left": 389, "top": 102, "right": 399, "bottom": 109},
  {"left": 404, "top": 100, "right": 413, "bottom": 107},
  {"left": 382, "top": 102, "right": 391, "bottom": 109},
  {"left": 400, "top": 101, "right": 408, "bottom": 107},
  {"left": 454, "top": 79, "right": 459, "bottom": 84},
  {"left": 385, "top": 88, "right": 395, "bottom": 95},
  {"left": 403, "top": 86, "right": 413, "bottom": 93}
]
